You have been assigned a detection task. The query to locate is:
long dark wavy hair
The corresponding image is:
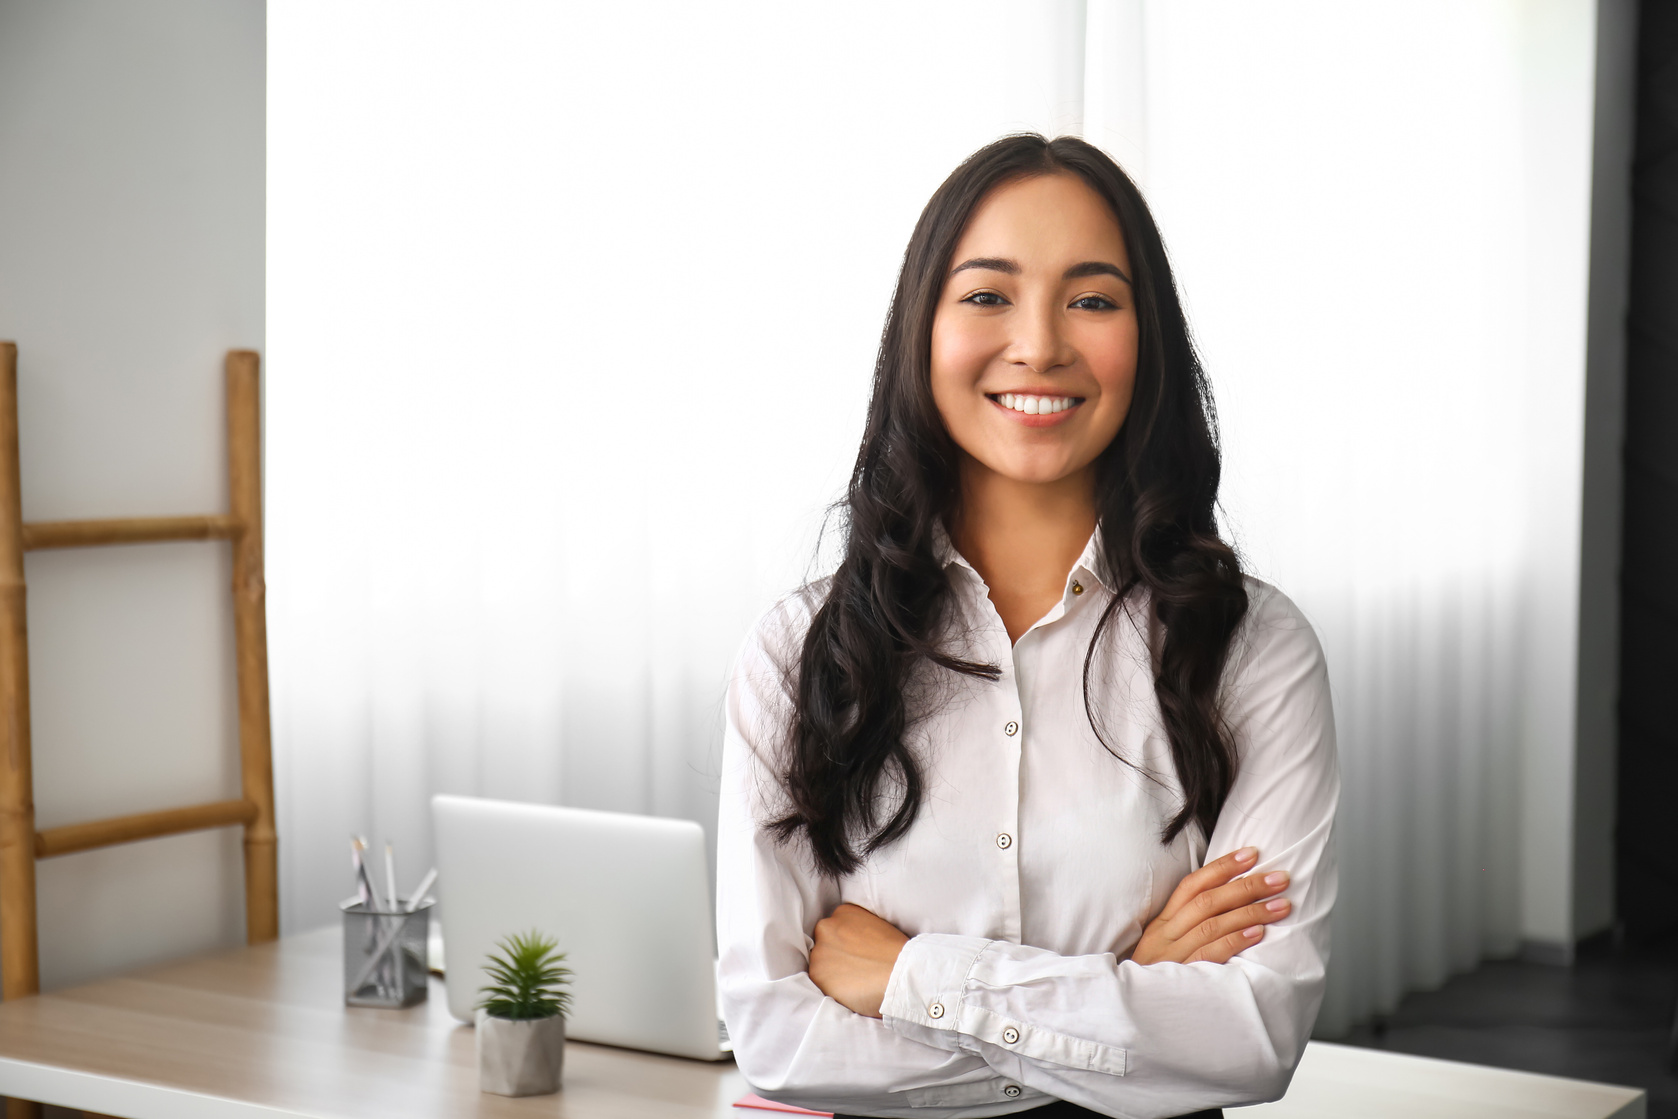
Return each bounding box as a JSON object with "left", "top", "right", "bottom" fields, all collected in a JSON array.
[{"left": 770, "top": 134, "right": 1248, "bottom": 878}]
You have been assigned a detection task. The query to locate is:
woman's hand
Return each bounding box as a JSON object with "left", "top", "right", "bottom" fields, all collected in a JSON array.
[
  {"left": 809, "top": 903, "right": 910, "bottom": 1018},
  {"left": 1130, "top": 846, "right": 1292, "bottom": 965}
]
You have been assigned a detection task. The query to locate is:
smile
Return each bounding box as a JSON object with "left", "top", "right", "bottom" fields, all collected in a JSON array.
[{"left": 988, "top": 393, "right": 1082, "bottom": 416}]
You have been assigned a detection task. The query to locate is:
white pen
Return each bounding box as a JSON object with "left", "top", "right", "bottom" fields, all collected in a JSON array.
[
  {"left": 351, "top": 837, "right": 379, "bottom": 906},
  {"left": 406, "top": 867, "right": 438, "bottom": 912},
  {"left": 384, "top": 843, "right": 399, "bottom": 913},
  {"left": 350, "top": 838, "right": 370, "bottom": 906}
]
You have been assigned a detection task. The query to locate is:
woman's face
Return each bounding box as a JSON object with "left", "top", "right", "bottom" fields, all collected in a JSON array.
[{"left": 930, "top": 172, "right": 1138, "bottom": 488}]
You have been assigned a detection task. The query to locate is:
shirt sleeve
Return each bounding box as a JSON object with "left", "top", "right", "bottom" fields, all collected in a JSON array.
[
  {"left": 878, "top": 584, "right": 1339, "bottom": 1119},
  {"left": 715, "top": 596, "right": 1004, "bottom": 1115}
]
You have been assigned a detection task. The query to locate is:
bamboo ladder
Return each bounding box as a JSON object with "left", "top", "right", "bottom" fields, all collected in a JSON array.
[{"left": 0, "top": 342, "right": 278, "bottom": 1011}]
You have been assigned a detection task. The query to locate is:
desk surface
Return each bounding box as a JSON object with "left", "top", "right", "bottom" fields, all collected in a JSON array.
[
  {"left": 0, "top": 928, "right": 1647, "bottom": 1119},
  {"left": 0, "top": 927, "right": 747, "bottom": 1119}
]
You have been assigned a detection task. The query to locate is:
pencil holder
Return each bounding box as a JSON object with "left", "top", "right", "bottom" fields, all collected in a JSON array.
[{"left": 342, "top": 898, "right": 434, "bottom": 1008}]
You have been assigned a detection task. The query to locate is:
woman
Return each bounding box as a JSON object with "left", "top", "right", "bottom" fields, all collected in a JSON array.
[{"left": 716, "top": 134, "right": 1337, "bottom": 1119}]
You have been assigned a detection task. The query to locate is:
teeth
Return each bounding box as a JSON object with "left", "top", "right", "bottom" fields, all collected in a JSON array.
[{"left": 996, "top": 393, "right": 1076, "bottom": 415}]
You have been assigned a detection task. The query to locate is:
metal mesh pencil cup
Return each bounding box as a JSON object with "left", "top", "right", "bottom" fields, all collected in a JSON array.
[{"left": 342, "top": 898, "right": 434, "bottom": 1008}]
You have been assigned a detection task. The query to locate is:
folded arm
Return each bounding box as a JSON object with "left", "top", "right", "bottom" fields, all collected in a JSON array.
[
  {"left": 875, "top": 589, "right": 1339, "bottom": 1117},
  {"left": 717, "top": 586, "right": 1338, "bottom": 1119}
]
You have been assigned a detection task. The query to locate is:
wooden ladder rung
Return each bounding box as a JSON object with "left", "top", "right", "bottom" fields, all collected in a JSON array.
[
  {"left": 35, "top": 798, "right": 259, "bottom": 859},
  {"left": 21, "top": 514, "right": 242, "bottom": 551}
]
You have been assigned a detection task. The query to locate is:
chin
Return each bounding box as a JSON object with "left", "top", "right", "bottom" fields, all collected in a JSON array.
[{"left": 988, "top": 457, "right": 1085, "bottom": 486}]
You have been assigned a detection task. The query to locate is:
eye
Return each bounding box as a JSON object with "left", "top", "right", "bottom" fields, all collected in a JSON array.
[
  {"left": 961, "top": 291, "right": 1008, "bottom": 307},
  {"left": 1071, "top": 294, "right": 1119, "bottom": 311}
]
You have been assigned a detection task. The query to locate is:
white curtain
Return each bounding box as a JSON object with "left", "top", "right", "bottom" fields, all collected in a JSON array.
[
  {"left": 267, "top": 0, "right": 1091, "bottom": 926},
  {"left": 1137, "top": 3, "right": 1597, "bottom": 1033},
  {"left": 268, "top": 1, "right": 1598, "bottom": 1038}
]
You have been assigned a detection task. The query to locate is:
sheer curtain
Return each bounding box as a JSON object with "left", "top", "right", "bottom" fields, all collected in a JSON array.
[
  {"left": 267, "top": 0, "right": 1091, "bottom": 928},
  {"left": 1136, "top": 3, "right": 1598, "bottom": 1032},
  {"left": 268, "top": 1, "right": 1600, "bottom": 1037}
]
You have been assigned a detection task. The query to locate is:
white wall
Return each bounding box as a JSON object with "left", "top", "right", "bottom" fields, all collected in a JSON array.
[
  {"left": 1571, "top": 0, "right": 1637, "bottom": 951},
  {"left": 1506, "top": 0, "right": 1599, "bottom": 955},
  {"left": 0, "top": 0, "right": 265, "bottom": 990},
  {"left": 1507, "top": 0, "right": 1634, "bottom": 955}
]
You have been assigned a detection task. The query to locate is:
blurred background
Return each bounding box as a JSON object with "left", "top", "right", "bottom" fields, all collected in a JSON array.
[{"left": 0, "top": 0, "right": 1672, "bottom": 1112}]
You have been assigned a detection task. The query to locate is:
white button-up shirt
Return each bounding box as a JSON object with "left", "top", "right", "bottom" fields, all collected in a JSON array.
[{"left": 717, "top": 532, "right": 1338, "bottom": 1119}]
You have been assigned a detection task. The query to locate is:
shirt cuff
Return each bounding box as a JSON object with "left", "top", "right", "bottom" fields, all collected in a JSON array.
[{"left": 880, "top": 932, "right": 991, "bottom": 1046}]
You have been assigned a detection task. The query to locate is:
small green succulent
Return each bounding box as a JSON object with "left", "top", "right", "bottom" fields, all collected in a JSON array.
[{"left": 476, "top": 931, "right": 573, "bottom": 1021}]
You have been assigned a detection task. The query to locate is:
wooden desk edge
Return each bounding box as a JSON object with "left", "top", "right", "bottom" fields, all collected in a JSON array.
[{"left": 0, "top": 1055, "right": 313, "bottom": 1119}]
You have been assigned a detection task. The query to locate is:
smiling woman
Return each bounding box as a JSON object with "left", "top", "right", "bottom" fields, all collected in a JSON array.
[
  {"left": 715, "top": 135, "right": 1337, "bottom": 1119},
  {"left": 934, "top": 174, "right": 1139, "bottom": 495}
]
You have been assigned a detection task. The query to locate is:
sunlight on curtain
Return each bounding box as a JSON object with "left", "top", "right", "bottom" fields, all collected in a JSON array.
[
  {"left": 1137, "top": 2, "right": 1595, "bottom": 1033},
  {"left": 267, "top": 0, "right": 1089, "bottom": 934},
  {"left": 269, "top": 0, "right": 1599, "bottom": 1039}
]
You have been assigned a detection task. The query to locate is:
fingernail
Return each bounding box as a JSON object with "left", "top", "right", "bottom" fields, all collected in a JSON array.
[
  {"left": 1244, "top": 926, "right": 1263, "bottom": 938},
  {"left": 1235, "top": 847, "right": 1258, "bottom": 863},
  {"left": 1266, "top": 898, "right": 1290, "bottom": 912},
  {"left": 1264, "top": 872, "right": 1288, "bottom": 887}
]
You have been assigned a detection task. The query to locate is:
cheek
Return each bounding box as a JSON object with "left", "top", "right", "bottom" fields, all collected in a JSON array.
[
  {"left": 929, "top": 315, "right": 998, "bottom": 402},
  {"left": 1083, "top": 323, "right": 1139, "bottom": 420}
]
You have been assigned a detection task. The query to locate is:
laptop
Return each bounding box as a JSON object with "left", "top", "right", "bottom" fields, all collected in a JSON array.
[{"left": 431, "top": 794, "right": 731, "bottom": 1061}]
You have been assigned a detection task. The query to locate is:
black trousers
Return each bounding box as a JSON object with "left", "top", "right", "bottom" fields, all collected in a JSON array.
[{"left": 835, "top": 1105, "right": 1222, "bottom": 1119}]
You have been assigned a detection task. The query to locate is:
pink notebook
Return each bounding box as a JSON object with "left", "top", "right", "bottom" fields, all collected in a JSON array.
[{"left": 733, "top": 1093, "right": 834, "bottom": 1117}]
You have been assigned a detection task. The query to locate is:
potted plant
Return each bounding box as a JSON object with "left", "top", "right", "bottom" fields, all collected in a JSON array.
[{"left": 475, "top": 931, "right": 573, "bottom": 1097}]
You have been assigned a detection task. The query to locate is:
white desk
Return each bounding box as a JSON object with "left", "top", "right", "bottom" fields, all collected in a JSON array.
[{"left": 0, "top": 928, "right": 1647, "bottom": 1119}]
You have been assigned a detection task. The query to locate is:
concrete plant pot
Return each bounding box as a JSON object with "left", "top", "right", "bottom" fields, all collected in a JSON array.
[{"left": 476, "top": 1008, "right": 564, "bottom": 1096}]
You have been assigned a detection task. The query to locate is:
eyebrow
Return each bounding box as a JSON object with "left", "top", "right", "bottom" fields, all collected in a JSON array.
[
  {"left": 950, "top": 257, "right": 1133, "bottom": 286},
  {"left": 951, "top": 257, "right": 1019, "bottom": 275},
  {"left": 1064, "top": 260, "right": 1132, "bottom": 286}
]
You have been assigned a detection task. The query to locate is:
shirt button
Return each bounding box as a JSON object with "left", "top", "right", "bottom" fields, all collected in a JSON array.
[
  {"left": 1004, "top": 720, "right": 1019, "bottom": 736},
  {"left": 996, "top": 832, "right": 1013, "bottom": 849},
  {"left": 1002, "top": 1025, "right": 1020, "bottom": 1044},
  {"left": 1003, "top": 1085, "right": 1022, "bottom": 1098},
  {"left": 927, "top": 1001, "right": 945, "bottom": 1019},
  {"left": 1072, "top": 581, "right": 1084, "bottom": 595}
]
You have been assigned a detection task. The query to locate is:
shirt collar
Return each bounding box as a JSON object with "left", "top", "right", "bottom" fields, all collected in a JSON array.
[
  {"left": 931, "top": 520, "right": 968, "bottom": 572},
  {"left": 1071, "top": 528, "right": 1119, "bottom": 594},
  {"left": 933, "top": 521, "right": 1119, "bottom": 594}
]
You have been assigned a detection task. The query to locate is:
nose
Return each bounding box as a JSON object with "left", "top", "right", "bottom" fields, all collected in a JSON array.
[{"left": 1004, "top": 299, "right": 1076, "bottom": 374}]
